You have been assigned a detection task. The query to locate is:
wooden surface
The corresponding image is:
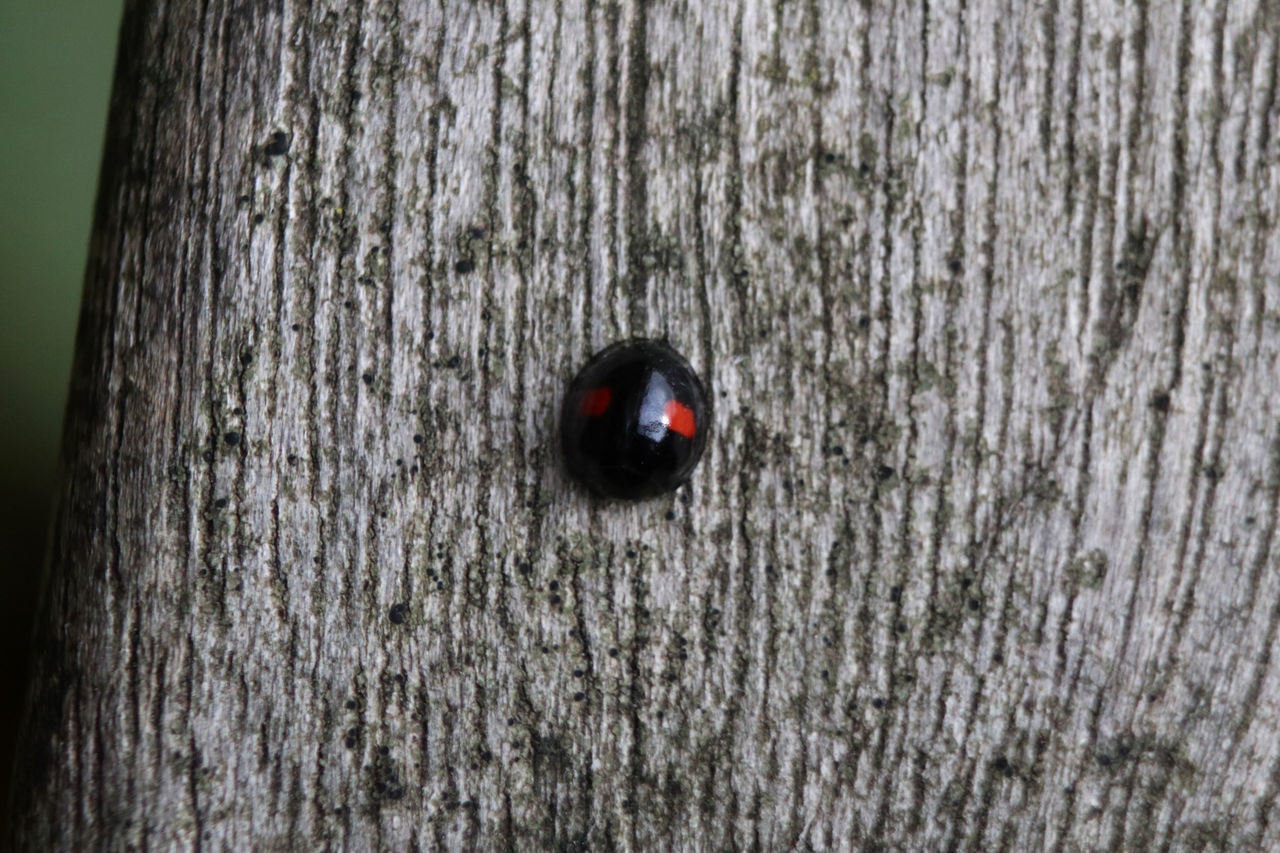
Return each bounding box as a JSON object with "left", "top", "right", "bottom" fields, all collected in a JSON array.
[{"left": 10, "top": 0, "right": 1280, "bottom": 849}]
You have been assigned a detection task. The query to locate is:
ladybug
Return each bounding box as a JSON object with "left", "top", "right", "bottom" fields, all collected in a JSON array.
[{"left": 560, "top": 339, "right": 711, "bottom": 500}]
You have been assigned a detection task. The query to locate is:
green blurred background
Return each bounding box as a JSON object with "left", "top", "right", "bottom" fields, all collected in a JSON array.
[{"left": 1, "top": 0, "right": 124, "bottom": 819}]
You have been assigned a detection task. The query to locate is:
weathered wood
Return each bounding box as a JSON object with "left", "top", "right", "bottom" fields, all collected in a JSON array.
[{"left": 9, "top": 0, "right": 1280, "bottom": 848}]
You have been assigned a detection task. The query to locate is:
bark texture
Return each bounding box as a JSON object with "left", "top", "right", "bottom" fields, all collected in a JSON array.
[{"left": 10, "top": 0, "right": 1280, "bottom": 849}]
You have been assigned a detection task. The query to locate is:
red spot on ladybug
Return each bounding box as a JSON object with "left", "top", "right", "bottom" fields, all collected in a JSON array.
[
  {"left": 664, "top": 400, "right": 696, "bottom": 439},
  {"left": 578, "top": 386, "right": 612, "bottom": 417}
]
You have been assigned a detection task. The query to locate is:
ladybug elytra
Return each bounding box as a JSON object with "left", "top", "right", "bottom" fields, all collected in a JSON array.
[{"left": 560, "top": 339, "right": 710, "bottom": 500}]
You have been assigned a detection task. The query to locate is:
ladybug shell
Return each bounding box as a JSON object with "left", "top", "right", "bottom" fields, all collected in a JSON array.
[{"left": 560, "top": 339, "right": 710, "bottom": 500}]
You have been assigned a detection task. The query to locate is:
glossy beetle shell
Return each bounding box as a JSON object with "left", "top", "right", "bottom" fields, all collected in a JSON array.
[{"left": 560, "top": 339, "right": 710, "bottom": 500}]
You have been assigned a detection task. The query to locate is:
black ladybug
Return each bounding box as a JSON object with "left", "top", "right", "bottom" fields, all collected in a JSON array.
[{"left": 561, "top": 339, "right": 710, "bottom": 500}]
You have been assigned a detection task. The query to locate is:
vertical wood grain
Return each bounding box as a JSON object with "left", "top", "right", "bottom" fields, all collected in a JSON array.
[{"left": 9, "top": 0, "right": 1280, "bottom": 849}]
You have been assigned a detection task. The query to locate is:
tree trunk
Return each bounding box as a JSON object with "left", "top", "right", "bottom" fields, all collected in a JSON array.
[{"left": 9, "top": 0, "right": 1280, "bottom": 849}]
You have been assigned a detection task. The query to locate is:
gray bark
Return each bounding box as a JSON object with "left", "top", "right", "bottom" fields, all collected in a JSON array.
[{"left": 9, "top": 0, "right": 1280, "bottom": 849}]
